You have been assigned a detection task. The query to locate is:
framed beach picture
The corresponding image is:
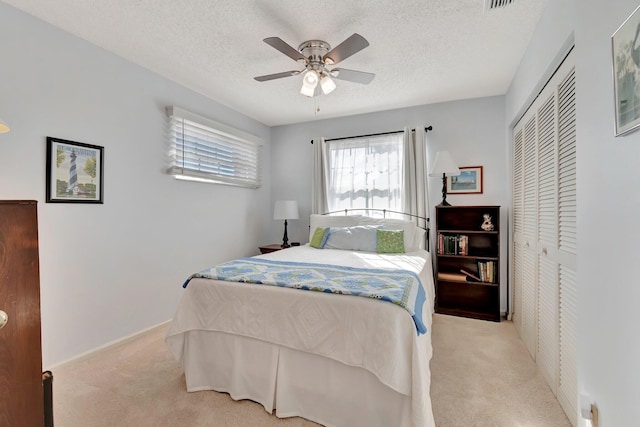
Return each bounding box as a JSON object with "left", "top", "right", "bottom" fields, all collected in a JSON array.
[
  {"left": 612, "top": 5, "right": 640, "bottom": 136},
  {"left": 447, "top": 166, "right": 483, "bottom": 194},
  {"left": 46, "top": 137, "right": 104, "bottom": 203}
]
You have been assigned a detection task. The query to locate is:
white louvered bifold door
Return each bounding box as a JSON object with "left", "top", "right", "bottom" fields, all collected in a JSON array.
[
  {"left": 512, "top": 129, "right": 524, "bottom": 331},
  {"left": 556, "top": 64, "right": 577, "bottom": 423},
  {"left": 510, "top": 49, "right": 577, "bottom": 426},
  {"left": 536, "top": 92, "right": 559, "bottom": 391},
  {"left": 520, "top": 115, "right": 538, "bottom": 358}
]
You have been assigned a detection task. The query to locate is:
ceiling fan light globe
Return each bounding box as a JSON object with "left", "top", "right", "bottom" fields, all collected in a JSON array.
[
  {"left": 303, "top": 70, "right": 319, "bottom": 85},
  {"left": 320, "top": 75, "right": 336, "bottom": 94},
  {"left": 300, "top": 84, "right": 315, "bottom": 97}
]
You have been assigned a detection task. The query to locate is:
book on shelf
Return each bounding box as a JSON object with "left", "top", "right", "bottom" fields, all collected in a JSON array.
[
  {"left": 491, "top": 261, "right": 495, "bottom": 283},
  {"left": 437, "top": 233, "right": 469, "bottom": 255},
  {"left": 459, "top": 235, "right": 468, "bottom": 256},
  {"left": 476, "top": 260, "right": 497, "bottom": 283}
]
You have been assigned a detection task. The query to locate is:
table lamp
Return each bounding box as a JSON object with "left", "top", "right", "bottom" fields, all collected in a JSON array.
[
  {"left": 429, "top": 151, "right": 460, "bottom": 206},
  {"left": 274, "top": 200, "right": 299, "bottom": 248}
]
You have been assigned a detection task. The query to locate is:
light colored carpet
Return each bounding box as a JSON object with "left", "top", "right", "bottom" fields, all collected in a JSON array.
[
  {"left": 430, "top": 314, "right": 571, "bottom": 426},
  {"left": 52, "top": 314, "right": 571, "bottom": 426}
]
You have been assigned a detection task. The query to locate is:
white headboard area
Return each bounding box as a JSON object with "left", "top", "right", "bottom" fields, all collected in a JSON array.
[{"left": 310, "top": 209, "right": 430, "bottom": 251}]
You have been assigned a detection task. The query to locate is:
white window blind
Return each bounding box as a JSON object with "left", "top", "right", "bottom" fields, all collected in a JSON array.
[{"left": 167, "top": 106, "right": 262, "bottom": 188}]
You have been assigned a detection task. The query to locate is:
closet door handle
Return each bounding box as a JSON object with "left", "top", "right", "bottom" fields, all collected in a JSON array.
[
  {"left": 0, "top": 310, "right": 7, "bottom": 329},
  {"left": 542, "top": 248, "right": 548, "bottom": 255}
]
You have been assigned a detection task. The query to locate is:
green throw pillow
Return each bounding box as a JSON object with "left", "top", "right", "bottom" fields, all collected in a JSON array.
[
  {"left": 377, "top": 229, "right": 405, "bottom": 253},
  {"left": 310, "top": 227, "right": 329, "bottom": 249}
]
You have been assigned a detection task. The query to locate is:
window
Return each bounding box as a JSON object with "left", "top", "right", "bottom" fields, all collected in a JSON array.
[
  {"left": 325, "top": 132, "right": 404, "bottom": 214},
  {"left": 167, "top": 106, "right": 262, "bottom": 188}
]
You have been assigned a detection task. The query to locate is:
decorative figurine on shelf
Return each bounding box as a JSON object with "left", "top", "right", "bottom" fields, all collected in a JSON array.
[{"left": 481, "top": 214, "right": 495, "bottom": 231}]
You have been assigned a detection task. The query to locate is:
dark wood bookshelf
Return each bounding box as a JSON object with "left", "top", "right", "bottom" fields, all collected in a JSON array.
[{"left": 435, "top": 205, "right": 501, "bottom": 321}]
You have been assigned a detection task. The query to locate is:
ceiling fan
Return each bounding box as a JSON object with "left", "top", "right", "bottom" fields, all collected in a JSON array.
[{"left": 254, "top": 33, "right": 375, "bottom": 97}]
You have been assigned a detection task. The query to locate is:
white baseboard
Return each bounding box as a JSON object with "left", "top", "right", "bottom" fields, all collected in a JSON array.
[{"left": 47, "top": 319, "right": 171, "bottom": 371}]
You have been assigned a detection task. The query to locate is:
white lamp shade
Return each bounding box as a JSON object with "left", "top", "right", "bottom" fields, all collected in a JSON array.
[
  {"left": 320, "top": 75, "right": 336, "bottom": 94},
  {"left": 301, "top": 70, "right": 320, "bottom": 97},
  {"left": 303, "top": 70, "right": 319, "bottom": 86},
  {"left": 300, "top": 84, "right": 316, "bottom": 97},
  {"left": 429, "top": 151, "right": 460, "bottom": 177},
  {"left": 0, "top": 118, "right": 10, "bottom": 133},
  {"left": 274, "top": 200, "right": 299, "bottom": 220}
]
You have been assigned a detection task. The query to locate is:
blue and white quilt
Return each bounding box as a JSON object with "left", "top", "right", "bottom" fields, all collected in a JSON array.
[{"left": 183, "top": 257, "right": 427, "bottom": 335}]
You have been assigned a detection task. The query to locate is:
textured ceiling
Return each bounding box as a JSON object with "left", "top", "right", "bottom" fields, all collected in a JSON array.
[{"left": 2, "top": 0, "right": 547, "bottom": 126}]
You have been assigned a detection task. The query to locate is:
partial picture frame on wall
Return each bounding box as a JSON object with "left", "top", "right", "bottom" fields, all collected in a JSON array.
[
  {"left": 46, "top": 137, "right": 104, "bottom": 203},
  {"left": 447, "top": 166, "right": 483, "bottom": 194},
  {"left": 612, "top": 4, "right": 640, "bottom": 136}
]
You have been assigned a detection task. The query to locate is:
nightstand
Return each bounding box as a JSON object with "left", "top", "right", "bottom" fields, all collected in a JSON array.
[{"left": 259, "top": 244, "right": 284, "bottom": 254}]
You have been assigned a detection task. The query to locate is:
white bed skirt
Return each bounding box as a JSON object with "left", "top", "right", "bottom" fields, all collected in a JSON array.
[
  {"left": 175, "top": 329, "right": 417, "bottom": 427},
  {"left": 166, "top": 246, "right": 436, "bottom": 426}
]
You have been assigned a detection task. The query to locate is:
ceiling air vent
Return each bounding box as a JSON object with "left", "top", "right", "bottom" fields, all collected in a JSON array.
[{"left": 484, "top": 0, "right": 516, "bottom": 11}]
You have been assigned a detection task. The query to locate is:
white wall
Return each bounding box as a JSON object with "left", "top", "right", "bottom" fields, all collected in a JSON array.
[
  {"left": 507, "top": 0, "right": 640, "bottom": 424},
  {"left": 271, "top": 96, "right": 510, "bottom": 312},
  {"left": 575, "top": 0, "right": 640, "bottom": 425},
  {"left": 505, "top": 0, "right": 575, "bottom": 125},
  {"left": 0, "top": 3, "right": 272, "bottom": 367}
]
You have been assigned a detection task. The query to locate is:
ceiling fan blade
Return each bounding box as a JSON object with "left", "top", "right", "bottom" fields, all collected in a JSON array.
[
  {"left": 323, "top": 33, "right": 369, "bottom": 65},
  {"left": 263, "top": 37, "right": 306, "bottom": 62},
  {"left": 330, "top": 68, "right": 375, "bottom": 85},
  {"left": 254, "top": 70, "right": 301, "bottom": 82}
]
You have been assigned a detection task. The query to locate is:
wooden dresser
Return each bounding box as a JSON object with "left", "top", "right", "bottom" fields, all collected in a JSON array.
[{"left": 0, "top": 200, "right": 44, "bottom": 426}]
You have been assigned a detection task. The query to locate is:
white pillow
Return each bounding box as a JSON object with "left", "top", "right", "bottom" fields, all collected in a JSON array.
[
  {"left": 308, "top": 214, "right": 427, "bottom": 251},
  {"left": 323, "top": 225, "right": 381, "bottom": 252},
  {"left": 309, "top": 214, "right": 364, "bottom": 242},
  {"left": 354, "top": 217, "right": 424, "bottom": 251},
  {"left": 414, "top": 227, "right": 427, "bottom": 250}
]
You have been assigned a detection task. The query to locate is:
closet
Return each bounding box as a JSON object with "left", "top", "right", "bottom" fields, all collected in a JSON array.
[{"left": 511, "top": 50, "right": 577, "bottom": 425}]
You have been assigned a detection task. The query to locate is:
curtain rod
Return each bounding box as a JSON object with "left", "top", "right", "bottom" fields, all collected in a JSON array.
[{"left": 310, "top": 125, "right": 433, "bottom": 144}]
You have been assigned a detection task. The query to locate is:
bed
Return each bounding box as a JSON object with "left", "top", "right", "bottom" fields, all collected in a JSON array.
[{"left": 165, "top": 213, "right": 436, "bottom": 427}]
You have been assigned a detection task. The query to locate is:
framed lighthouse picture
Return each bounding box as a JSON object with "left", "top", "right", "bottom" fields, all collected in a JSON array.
[{"left": 46, "top": 137, "right": 104, "bottom": 203}]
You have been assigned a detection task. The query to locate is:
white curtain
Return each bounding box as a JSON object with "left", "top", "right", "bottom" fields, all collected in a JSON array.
[
  {"left": 324, "top": 133, "right": 404, "bottom": 215},
  {"left": 311, "top": 129, "right": 430, "bottom": 227},
  {"left": 311, "top": 137, "right": 328, "bottom": 214},
  {"left": 402, "top": 127, "right": 430, "bottom": 229}
]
